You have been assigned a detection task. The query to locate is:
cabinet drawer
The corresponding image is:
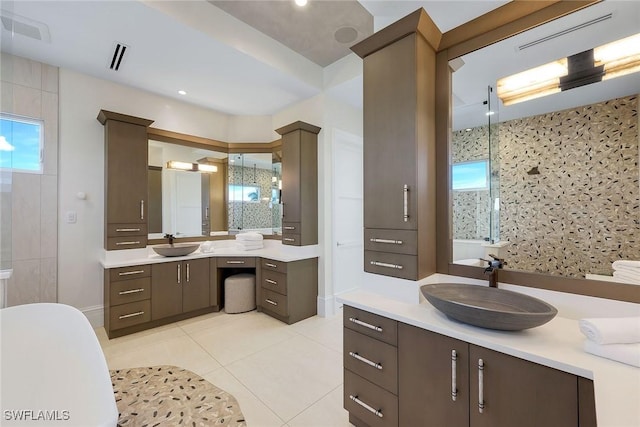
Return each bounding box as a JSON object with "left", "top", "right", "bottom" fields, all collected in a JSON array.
[
  {"left": 282, "top": 222, "right": 301, "bottom": 233},
  {"left": 109, "top": 300, "right": 151, "bottom": 330},
  {"left": 365, "top": 251, "right": 417, "bottom": 281},
  {"left": 261, "top": 288, "right": 288, "bottom": 318},
  {"left": 109, "top": 264, "right": 151, "bottom": 282},
  {"left": 262, "top": 270, "right": 287, "bottom": 295},
  {"left": 282, "top": 234, "right": 300, "bottom": 246},
  {"left": 261, "top": 258, "right": 287, "bottom": 274},
  {"left": 106, "top": 223, "right": 148, "bottom": 237},
  {"left": 364, "top": 229, "right": 417, "bottom": 255},
  {"left": 109, "top": 277, "right": 151, "bottom": 306},
  {"left": 344, "top": 306, "right": 397, "bottom": 346},
  {"left": 344, "top": 370, "right": 398, "bottom": 427},
  {"left": 107, "top": 236, "right": 147, "bottom": 251},
  {"left": 217, "top": 257, "right": 256, "bottom": 268},
  {"left": 344, "top": 328, "right": 398, "bottom": 394}
]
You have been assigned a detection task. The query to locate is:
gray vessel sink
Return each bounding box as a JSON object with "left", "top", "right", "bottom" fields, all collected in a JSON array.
[
  {"left": 152, "top": 243, "right": 200, "bottom": 257},
  {"left": 420, "top": 283, "right": 558, "bottom": 331}
]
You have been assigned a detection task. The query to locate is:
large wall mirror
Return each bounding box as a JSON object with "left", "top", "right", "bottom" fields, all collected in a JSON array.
[
  {"left": 448, "top": 1, "right": 639, "bottom": 288},
  {"left": 147, "top": 139, "right": 282, "bottom": 240}
]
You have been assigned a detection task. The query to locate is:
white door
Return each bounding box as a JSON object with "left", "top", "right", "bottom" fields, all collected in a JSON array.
[{"left": 332, "top": 129, "right": 364, "bottom": 300}]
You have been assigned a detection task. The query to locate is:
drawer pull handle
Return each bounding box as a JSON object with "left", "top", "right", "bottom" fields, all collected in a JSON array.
[
  {"left": 119, "top": 311, "right": 144, "bottom": 320},
  {"left": 226, "top": 260, "right": 245, "bottom": 264},
  {"left": 369, "top": 238, "right": 403, "bottom": 245},
  {"left": 118, "top": 270, "right": 145, "bottom": 276},
  {"left": 349, "top": 352, "right": 382, "bottom": 370},
  {"left": 265, "top": 279, "right": 278, "bottom": 285},
  {"left": 403, "top": 184, "right": 409, "bottom": 222},
  {"left": 265, "top": 299, "right": 278, "bottom": 306},
  {"left": 116, "top": 241, "right": 141, "bottom": 246},
  {"left": 370, "top": 261, "right": 403, "bottom": 270},
  {"left": 452, "top": 350, "right": 458, "bottom": 401},
  {"left": 115, "top": 228, "right": 141, "bottom": 232},
  {"left": 478, "top": 358, "right": 485, "bottom": 414},
  {"left": 283, "top": 238, "right": 295, "bottom": 242},
  {"left": 348, "top": 317, "right": 383, "bottom": 333},
  {"left": 265, "top": 263, "right": 278, "bottom": 268},
  {"left": 118, "top": 288, "right": 145, "bottom": 295},
  {"left": 284, "top": 226, "right": 296, "bottom": 230},
  {"left": 349, "top": 395, "right": 383, "bottom": 418}
]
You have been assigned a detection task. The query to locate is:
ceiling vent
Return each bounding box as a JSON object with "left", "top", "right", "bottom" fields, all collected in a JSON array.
[
  {"left": 0, "top": 10, "right": 51, "bottom": 42},
  {"left": 518, "top": 13, "right": 612, "bottom": 51},
  {"left": 108, "top": 42, "right": 129, "bottom": 71}
]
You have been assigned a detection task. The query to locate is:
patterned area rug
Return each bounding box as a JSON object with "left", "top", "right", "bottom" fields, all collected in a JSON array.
[{"left": 110, "top": 365, "right": 247, "bottom": 426}]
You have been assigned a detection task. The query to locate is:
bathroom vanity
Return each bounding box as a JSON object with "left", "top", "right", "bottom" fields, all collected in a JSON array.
[
  {"left": 101, "top": 241, "right": 318, "bottom": 338},
  {"left": 339, "top": 290, "right": 639, "bottom": 427}
]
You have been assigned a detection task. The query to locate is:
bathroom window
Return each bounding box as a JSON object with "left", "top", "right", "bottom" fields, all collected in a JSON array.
[
  {"left": 452, "top": 159, "right": 489, "bottom": 191},
  {"left": 228, "top": 184, "right": 260, "bottom": 202},
  {"left": 0, "top": 114, "right": 43, "bottom": 173}
]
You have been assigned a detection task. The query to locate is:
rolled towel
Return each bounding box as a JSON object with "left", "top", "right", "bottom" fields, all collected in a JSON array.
[
  {"left": 613, "top": 260, "right": 640, "bottom": 269},
  {"left": 579, "top": 317, "right": 640, "bottom": 344},
  {"left": 236, "top": 232, "right": 264, "bottom": 242},
  {"left": 583, "top": 340, "right": 640, "bottom": 368},
  {"left": 612, "top": 271, "right": 640, "bottom": 285}
]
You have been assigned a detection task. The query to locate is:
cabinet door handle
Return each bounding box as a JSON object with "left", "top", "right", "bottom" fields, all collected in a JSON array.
[
  {"left": 478, "top": 358, "right": 485, "bottom": 414},
  {"left": 119, "top": 311, "right": 144, "bottom": 320},
  {"left": 349, "top": 352, "right": 382, "bottom": 370},
  {"left": 205, "top": 207, "right": 209, "bottom": 220},
  {"left": 369, "top": 238, "right": 403, "bottom": 245},
  {"left": 265, "top": 263, "right": 278, "bottom": 268},
  {"left": 118, "top": 288, "right": 145, "bottom": 295},
  {"left": 177, "top": 263, "right": 181, "bottom": 284},
  {"left": 283, "top": 237, "right": 295, "bottom": 242},
  {"left": 451, "top": 350, "right": 458, "bottom": 401},
  {"left": 265, "top": 299, "right": 278, "bottom": 306},
  {"left": 140, "top": 200, "right": 144, "bottom": 220},
  {"left": 265, "top": 279, "right": 278, "bottom": 285},
  {"left": 118, "top": 270, "right": 145, "bottom": 276},
  {"left": 115, "top": 241, "right": 141, "bottom": 246},
  {"left": 403, "top": 184, "right": 409, "bottom": 222},
  {"left": 226, "top": 260, "right": 245, "bottom": 265},
  {"left": 186, "top": 263, "right": 190, "bottom": 282},
  {"left": 370, "top": 261, "right": 403, "bottom": 270},
  {"left": 115, "top": 228, "right": 141, "bottom": 232},
  {"left": 349, "top": 395, "right": 383, "bottom": 418},
  {"left": 348, "top": 317, "right": 383, "bottom": 333}
]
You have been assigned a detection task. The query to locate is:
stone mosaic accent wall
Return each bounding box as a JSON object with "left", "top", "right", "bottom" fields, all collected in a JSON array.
[{"left": 228, "top": 164, "right": 276, "bottom": 230}]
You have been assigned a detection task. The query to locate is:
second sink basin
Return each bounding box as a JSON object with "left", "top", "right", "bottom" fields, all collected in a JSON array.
[
  {"left": 152, "top": 243, "right": 200, "bottom": 257},
  {"left": 421, "top": 283, "right": 558, "bottom": 331}
]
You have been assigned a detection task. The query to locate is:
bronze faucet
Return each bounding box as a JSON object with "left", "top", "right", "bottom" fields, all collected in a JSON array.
[{"left": 482, "top": 254, "right": 506, "bottom": 288}]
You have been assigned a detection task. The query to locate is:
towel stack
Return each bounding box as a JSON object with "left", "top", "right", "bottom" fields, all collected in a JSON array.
[
  {"left": 579, "top": 317, "right": 640, "bottom": 367},
  {"left": 235, "top": 232, "right": 264, "bottom": 251},
  {"left": 612, "top": 260, "right": 640, "bottom": 284}
]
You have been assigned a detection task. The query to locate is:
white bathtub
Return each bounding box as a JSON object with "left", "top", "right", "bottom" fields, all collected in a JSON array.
[{"left": 453, "top": 239, "right": 486, "bottom": 261}]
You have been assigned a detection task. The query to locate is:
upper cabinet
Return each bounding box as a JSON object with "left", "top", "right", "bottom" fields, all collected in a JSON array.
[
  {"left": 352, "top": 10, "right": 439, "bottom": 280},
  {"left": 276, "top": 121, "right": 320, "bottom": 246},
  {"left": 98, "top": 110, "right": 154, "bottom": 250}
]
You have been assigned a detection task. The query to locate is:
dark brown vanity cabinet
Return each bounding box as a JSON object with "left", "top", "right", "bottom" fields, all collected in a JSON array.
[
  {"left": 344, "top": 308, "right": 597, "bottom": 427},
  {"left": 98, "top": 110, "right": 154, "bottom": 251},
  {"left": 151, "top": 259, "right": 210, "bottom": 320},
  {"left": 104, "top": 264, "right": 152, "bottom": 335},
  {"left": 353, "top": 13, "right": 437, "bottom": 280},
  {"left": 275, "top": 121, "right": 320, "bottom": 246}
]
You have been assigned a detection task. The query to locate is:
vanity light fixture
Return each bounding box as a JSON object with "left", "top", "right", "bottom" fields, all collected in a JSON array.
[
  {"left": 166, "top": 160, "right": 217, "bottom": 173},
  {"left": 497, "top": 32, "right": 640, "bottom": 106},
  {"left": 198, "top": 164, "right": 218, "bottom": 173}
]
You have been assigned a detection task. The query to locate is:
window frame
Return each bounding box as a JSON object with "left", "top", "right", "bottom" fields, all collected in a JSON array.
[
  {"left": 451, "top": 158, "right": 490, "bottom": 192},
  {"left": 0, "top": 113, "right": 44, "bottom": 174}
]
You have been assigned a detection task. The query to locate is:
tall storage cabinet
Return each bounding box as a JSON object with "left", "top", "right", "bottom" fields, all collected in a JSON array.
[
  {"left": 98, "top": 110, "right": 154, "bottom": 250},
  {"left": 352, "top": 10, "right": 438, "bottom": 280},
  {"left": 275, "top": 121, "right": 320, "bottom": 246}
]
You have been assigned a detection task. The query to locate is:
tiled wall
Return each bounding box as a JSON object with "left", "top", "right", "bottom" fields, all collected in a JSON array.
[
  {"left": 228, "top": 164, "right": 275, "bottom": 230},
  {"left": 0, "top": 53, "right": 58, "bottom": 305},
  {"left": 453, "top": 94, "right": 639, "bottom": 277}
]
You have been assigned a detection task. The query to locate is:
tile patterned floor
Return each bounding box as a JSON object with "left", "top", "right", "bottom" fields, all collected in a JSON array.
[{"left": 95, "top": 308, "right": 351, "bottom": 427}]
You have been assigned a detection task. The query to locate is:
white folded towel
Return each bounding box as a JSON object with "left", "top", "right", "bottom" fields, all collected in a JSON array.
[
  {"left": 583, "top": 340, "right": 640, "bottom": 368},
  {"left": 613, "top": 265, "right": 640, "bottom": 275},
  {"left": 236, "top": 232, "right": 264, "bottom": 242},
  {"left": 612, "top": 271, "right": 640, "bottom": 285},
  {"left": 613, "top": 260, "right": 640, "bottom": 269},
  {"left": 579, "top": 317, "right": 640, "bottom": 344}
]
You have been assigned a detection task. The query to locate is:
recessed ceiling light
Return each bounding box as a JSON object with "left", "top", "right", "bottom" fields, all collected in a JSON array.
[
  {"left": 295, "top": 0, "right": 307, "bottom": 7},
  {"left": 178, "top": 90, "right": 187, "bottom": 95}
]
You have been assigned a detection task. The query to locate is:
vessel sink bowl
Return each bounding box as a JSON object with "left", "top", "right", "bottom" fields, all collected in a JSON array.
[
  {"left": 152, "top": 243, "right": 200, "bottom": 257},
  {"left": 420, "top": 283, "right": 558, "bottom": 331}
]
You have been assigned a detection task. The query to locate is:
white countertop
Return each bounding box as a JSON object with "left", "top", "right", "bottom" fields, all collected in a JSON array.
[
  {"left": 101, "top": 239, "right": 319, "bottom": 269},
  {"left": 338, "top": 290, "right": 640, "bottom": 427},
  {"left": 0, "top": 303, "right": 118, "bottom": 426}
]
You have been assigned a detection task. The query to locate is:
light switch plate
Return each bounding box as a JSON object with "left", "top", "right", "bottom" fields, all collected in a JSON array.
[{"left": 66, "top": 211, "right": 77, "bottom": 224}]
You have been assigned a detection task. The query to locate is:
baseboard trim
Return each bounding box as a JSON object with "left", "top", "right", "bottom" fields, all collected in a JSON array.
[{"left": 82, "top": 305, "right": 104, "bottom": 329}]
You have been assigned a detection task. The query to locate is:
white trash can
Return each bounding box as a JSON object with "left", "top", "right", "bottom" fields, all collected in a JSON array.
[{"left": 224, "top": 273, "right": 256, "bottom": 314}]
